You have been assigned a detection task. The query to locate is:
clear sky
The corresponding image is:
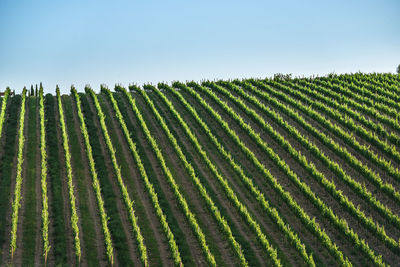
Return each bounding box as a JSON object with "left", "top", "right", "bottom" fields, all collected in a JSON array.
[{"left": 1, "top": 0, "right": 399, "bottom": 93}]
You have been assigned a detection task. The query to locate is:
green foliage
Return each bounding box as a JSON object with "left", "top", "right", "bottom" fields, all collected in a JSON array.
[
  {"left": 56, "top": 87, "right": 81, "bottom": 262},
  {"left": 0, "top": 95, "right": 19, "bottom": 254},
  {"left": 223, "top": 80, "right": 400, "bottom": 234},
  {"left": 62, "top": 95, "right": 100, "bottom": 265},
  {"left": 71, "top": 87, "right": 114, "bottom": 265},
  {"left": 45, "top": 92, "right": 68, "bottom": 264},
  {"left": 111, "top": 86, "right": 183, "bottom": 266},
  {"left": 164, "top": 82, "right": 288, "bottom": 266},
  {"left": 0, "top": 88, "right": 10, "bottom": 138},
  {"left": 173, "top": 81, "right": 353, "bottom": 266},
  {"left": 2, "top": 73, "right": 400, "bottom": 266},
  {"left": 89, "top": 87, "right": 148, "bottom": 267},
  {"left": 10, "top": 88, "right": 27, "bottom": 258},
  {"left": 39, "top": 87, "right": 50, "bottom": 263},
  {"left": 21, "top": 97, "right": 38, "bottom": 265}
]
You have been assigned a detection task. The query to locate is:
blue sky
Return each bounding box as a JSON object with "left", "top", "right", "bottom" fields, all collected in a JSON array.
[{"left": 0, "top": 0, "right": 399, "bottom": 93}]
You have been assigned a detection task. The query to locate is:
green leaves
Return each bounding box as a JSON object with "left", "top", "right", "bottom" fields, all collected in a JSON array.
[
  {"left": 39, "top": 86, "right": 51, "bottom": 264},
  {"left": 0, "top": 88, "right": 10, "bottom": 139},
  {"left": 107, "top": 87, "right": 182, "bottom": 266},
  {"left": 10, "top": 88, "right": 27, "bottom": 259},
  {"left": 90, "top": 87, "right": 148, "bottom": 267},
  {"left": 165, "top": 82, "right": 285, "bottom": 267},
  {"left": 72, "top": 87, "right": 114, "bottom": 265},
  {"left": 56, "top": 87, "right": 81, "bottom": 262}
]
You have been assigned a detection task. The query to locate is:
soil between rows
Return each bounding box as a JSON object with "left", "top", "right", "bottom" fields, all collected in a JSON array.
[
  {"left": 101, "top": 93, "right": 173, "bottom": 266},
  {"left": 70, "top": 94, "right": 108, "bottom": 266},
  {"left": 86, "top": 94, "right": 141, "bottom": 266},
  {"left": 177, "top": 85, "right": 377, "bottom": 266},
  {"left": 229, "top": 83, "right": 400, "bottom": 235},
  {"left": 119, "top": 91, "right": 205, "bottom": 266},
  {"left": 210, "top": 84, "right": 400, "bottom": 264},
  {"left": 135, "top": 92, "right": 239, "bottom": 266},
  {"left": 0, "top": 96, "right": 23, "bottom": 264},
  {"left": 161, "top": 87, "right": 341, "bottom": 266}
]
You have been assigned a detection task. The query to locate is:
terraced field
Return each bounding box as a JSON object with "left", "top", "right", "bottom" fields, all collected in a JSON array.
[{"left": 0, "top": 73, "right": 399, "bottom": 266}]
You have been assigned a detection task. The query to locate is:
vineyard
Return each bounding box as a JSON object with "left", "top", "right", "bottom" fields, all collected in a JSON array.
[{"left": 0, "top": 73, "right": 400, "bottom": 266}]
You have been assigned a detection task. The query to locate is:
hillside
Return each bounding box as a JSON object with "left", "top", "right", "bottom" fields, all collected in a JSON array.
[{"left": 0, "top": 73, "right": 400, "bottom": 266}]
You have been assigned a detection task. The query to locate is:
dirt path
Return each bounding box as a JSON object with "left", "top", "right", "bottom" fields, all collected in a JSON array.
[
  {"left": 230, "top": 86, "right": 400, "bottom": 237},
  {"left": 216, "top": 87, "right": 400, "bottom": 263},
  {"left": 157, "top": 89, "right": 313, "bottom": 266},
  {"left": 190, "top": 86, "right": 394, "bottom": 265},
  {"left": 241, "top": 85, "right": 400, "bottom": 263},
  {"left": 59, "top": 96, "right": 88, "bottom": 266},
  {"left": 292, "top": 81, "right": 400, "bottom": 168},
  {"left": 13, "top": 95, "right": 29, "bottom": 265},
  {"left": 269, "top": 83, "right": 400, "bottom": 189},
  {"left": 70, "top": 94, "right": 107, "bottom": 266},
  {"left": 0, "top": 96, "right": 23, "bottom": 264},
  {"left": 135, "top": 94, "right": 239, "bottom": 266},
  {"left": 34, "top": 98, "right": 44, "bottom": 266},
  {"left": 120, "top": 92, "right": 205, "bottom": 266},
  {"left": 54, "top": 96, "right": 76, "bottom": 265},
  {"left": 86, "top": 94, "right": 140, "bottom": 266},
  {"left": 101, "top": 94, "right": 173, "bottom": 266},
  {"left": 170, "top": 87, "right": 350, "bottom": 265}
]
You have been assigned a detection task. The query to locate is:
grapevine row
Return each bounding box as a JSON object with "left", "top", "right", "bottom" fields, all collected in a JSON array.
[
  {"left": 144, "top": 83, "right": 287, "bottom": 266},
  {"left": 105, "top": 87, "right": 183, "bottom": 266},
  {"left": 335, "top": 75, "right": 400, "bottom": 107},
  {"left": 269, "top": 78, "right": 400, "bottom": 168},
  {"left": 88, "top": 87, "right": 149, "bottom": 266},
  {"left": 124, "top": 85, "right": 219, "bottom": 266},
  {"left": 314, "top": 77, "right": 400, "bottom": 123},
  {"left": 0, "top": 88, "right": 10, "bottom": 139},
  {"left": 71, "top": 87, "right": 114, "bottom": 265},
  {"left": 167, "top": 82, "right": 352, "bottom": 266},
  {"left": 10, "top": 88, "right": 27, "bottom": 258},
  {"left": 138, "top": 83, "right": 249, "bottom": 266},
  {"left": 352, "top": 74, "right": 400, "bottom": 95},
  {"left": 207, "top": 81, "right": 400, "bottom": 251},
  {"left": 224, "top": 80, "right": 400, "bottom": 230},
  {"left": 316, "top": 75, "right": 399, "bottom": 118},
  {"left": 315, "top": 76, "right": 400, "bottom": 126},
  {"left": 272, "top": 79, "right": 400, "bottom": 202},
  {"left": 153, "top": 82, "right": 318, "bottom": 266},
  {"left": 182, "top": 81, "right": 389, "bottom": 266},
  {"left": 261, "top": 79, "right": 400, "bottom": 190},
  {"left": 39, "top": 86, "right": 50, "bottom": 263},
  {"left": 56, "top": 87, "right": 81, "bottom": 262},
  {"left": 295, "top": 79, "right": 400, "bottom": 142}
]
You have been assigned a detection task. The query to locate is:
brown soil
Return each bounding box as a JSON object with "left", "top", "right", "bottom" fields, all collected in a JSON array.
[
  {"left": 12, "top": 96, "right": 30, "bottom": 265},
  {"left": 70, "top": 94, "right": 108, "bottom": 266},
  {"left": 34, "top": 98, "right": 43, "bottom": 266},
  {"left": 159, "top": 89, "right": 314, "bottom": 266},
  {"left": 60, "top": 97, "right": 87, "bottom": 266},
  {"left": 264, "top": 84, "right": 400, "bottom": 209},
  {"left": 101, "top": 94, "right": 174, "bottom": 266},
  {"left": 135, "top": 94, "right": 238, "bottom": 266},
  {"left": 0, "top": 96, "right": 23, "bottom": 264},
  {"left": 85, "top": 95, "right": 140, "bottom": 266},
  {"left": 228, "top": 87, "right": 400, "bottom": 263},
  {"left": 223, "top": 84, "right": 400, "bottom": 264},
  {"left": 120, "top": 92, "right": 208, "bottom": 266},
  {"left": 54, "top": 96, "right": 76, "bottom": 265},
  {"left": 227, "top": 84, "right": 400, "bottom": 239},
  {"left": 272, "top": 83, "right": 400, "bottom": 187},
  {"left": 177, "top": 87, "right": 371, "bottom": 265}
]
